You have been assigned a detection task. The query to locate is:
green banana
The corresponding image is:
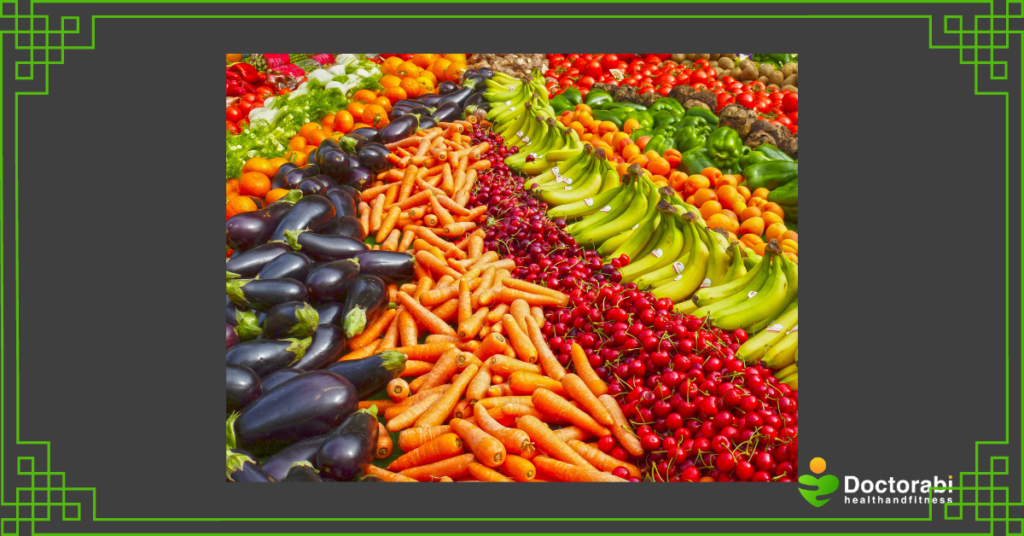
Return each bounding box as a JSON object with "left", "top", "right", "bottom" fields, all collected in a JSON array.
[
  {"left": 775, "top": 363, "right": 798, "bottom": 380},
  {"left": 538, "top": 152, "right": 607, "bottom": 205},
  {"left": 655, "top": 215, "right": 710, "bottom": 303},
  {"left": 722, "top": 243, "right": 749, "bottom": 283},
  {"left": 619, "top": 206, "right": 685, "bottom": 283},
  {"left": 565, "top": 179, "right": 637, "bottom": 236},
  {"left": 526, "top": 147, "right": 590, "bottom": 188},
  {"left": 533, "top": 152, "right": 595, "bottom": 192},
  {"left": 711, "top": 246, "right": 789, "bottom": 331},
  {"left": 778, "top": 251, "right": 799, "bottom": 305},
  {"left": 690, "top": 255, "right": 773, "bottom": 319},
  {"left": 601, "top": 190, "right": 660, "bottom": 259},
  {"left": 762, "top": 330, "right": 798, "bottom": 369},
  {"left": 547, "top": 185, "right": 621, "bottom": 220},
  {"left": 691, "top": 252, "right": 768, "bottom": 307},
  {"left": 574, "top": 172, "right": 657, "bottom": 246},
  {"left": 703, "top": 228, "right": 732, "bottom": 286}
]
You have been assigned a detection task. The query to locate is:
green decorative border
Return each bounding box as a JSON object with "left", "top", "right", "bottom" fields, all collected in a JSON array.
[{"left": 1, "top": 1, "right": 1021, "bottom": 535}]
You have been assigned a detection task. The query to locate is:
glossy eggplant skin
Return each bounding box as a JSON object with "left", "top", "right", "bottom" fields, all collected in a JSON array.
[
  {"left": 357, "top": 143, "right": 391, "bottom": 174},
  {"left": 231, "top": 370, "right": 358, "bottom": 456},
  {"left": 259, "top": 368, "right": 302, "bottom": 393},
  {"left": 227, "top": 295, "right": 242, "bottom": 326},
  {"left": 312, "top": 216, "right": 363, "bottom": 239},
  {"left": 313, "top": 302, "right": 345, "bottom": 327},
  {"left": 388, "top": 107, "right": 410, "bottom": 121},
  {"left": 352, "top": 251, "right": 415, "bottom": 284},
  {"left": 316, "top": 408, "right": 379, "bottom": 481},
  {"left": 418, "top": 117, "right": 437, "bottom": 131},
  {"left": 226, "top": 201, "right": 294, "bottom": 252},
  {"left": 286, "top": 231, "right": 368, "bottom": 262},
  {"left": 339, "top": 275, "right": 388, "bottom": 338},
  {"left": 226, "top": 337, "right": 311, "bottom": 377},
  {"left": 325, "top": 350, "right": 407, "bottom": 399},
  {"left": 227, "top": 449, "right": 276, "bottom": 482},
  {"left": 340, "top": 134, "right": 369, "bottom": 153},
  {"left": 226, "top": 364, "right": 262, "bottom": 415},
  {"left": 438, "top": 80, "right": 458, "bottom": 95},
  {"left": 349, "top": 128, "right": 379, "bottom": 143},
  {"left": 284, "top": 165, "right": 321, "bottom": 189},
  {"left": 262, "top": 301, "right": 319, "bottom": 339},
  {"left": 333, "top": 184, "right": 361, "bottom": 204},
  {"left": 378, "top": 114, "right": 420, "bottom": 144},
  {"left": 338, "top": 167, "right": 373, "bottom": 191},
  {"left": 285, "top": 465, "right": 324, "bottom": 482},
  {"left": 226, "top": 243, "right": 291, "bottom": 278},
  {"left": 256, "top": 252, "right": 312, "bottom": 282},
  {"left": 227, "top": 278, "right": 307, "bottom": 311},
  {"left": 227, "top": 323, "right": 240, "bottom": 350},
  {"left": 464, "top": 92, "right": 486, "bottom": 108},
  {"left": 476, "top": 67, "right": 494, "bottom": 79},
  {"left": 297, "top": 178, "right": 326, "bottom": 197},
  {"left": 306, "top": 259, "right": 361, "bottom": 302},
  {"left": 438, "top": 86, "right": 473, "bottom": 107},
  {"left": 431, "top": 102, "right": 462, "bottom": 124},
  {"left": 314, "top": 148, "right": 350, "bottom": 180},
  {"left": 259, "top": 435, "right": 327, "bottom": 481},
  {"left": 291, "top": 324, "right": 347, "bottom": 371},
  {"left": 420, "top": 93, "right": 443, "bottom": 107},
  {"left": 323, "top": 189, "right": 357, "bottom": 220},
  {"left": 269, "top": 195, "right": 336, "bottom": 243}
]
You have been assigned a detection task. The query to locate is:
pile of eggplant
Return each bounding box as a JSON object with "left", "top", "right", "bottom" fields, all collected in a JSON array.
[{"left": 386, "top": 69, "right": 492, "bottom": 129}]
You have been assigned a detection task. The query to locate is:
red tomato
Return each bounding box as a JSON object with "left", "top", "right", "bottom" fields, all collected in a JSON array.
[
  {"left": 226, "top": 121, "right": 240, "bottom": 134},
  {"left": 566, "top": 68, "right": 580, "bottom": 78},
  {"left": 643, "top": 54, "right": 661, "bottom": 64},
  {"left": 579, "top": 87, "right": 590, "bottom": 97},
  {"left": 691, "top": 83, "right": 707, "bottom": 91},
  {"left": 241, "top": 93, "right": 258, "bottom": 103},
  {"left": 639, "top": 86, "right": 656, "bottom": 95},
  {"left": 238, "top": 100, "right": 252, "bottom": 114},
  {"left": 690, "top": 70, "right": 708, "bottom": 84},
  {"left": 789, "top": 111, "right": 798, "bottom": 126},
  {"left": 782, "top": 92, "right": 799, "bottom": 113},
  {"left": 545, "top": 80, "right": 557, "bottom": 90},
  {"left": 582, "top": 54, "right": 593, "bottom": 61},
  {"left": 655, "top": 73, "right": 676, "bottom": 87},
  {"left": 640, "top": 76, "right": 653, "bottom": 86},
  {"left": 754, "top": 101, "right": 770, "bottom": 113},
  {"left": 601, "top": 54, "right": 619, "bottom": 70},
  {"left": 704, "top": 67, "right": 717, "bottom": 80},
  {"left": 662, "top": 61, "right": 678, "bottom": 69},
  {"left": 657, "top": 86, "right": 672, "bottom": 96},
  {"left": 618, "top": 53, "right": 635, "bottom": 62},
  {"left": 789, "top": 125, "right": 798, "bottom": 134},
  {"left": 585, "top": 60, "right": 603, "bottom": 77},
  {"left": 226, "top": 106, "right": 243, "bottom": 122},
  {"left": 559, "top": 76, "right": 575, "bottom": 88},
  {"left": 578, "top": 76, "right": 596, "bottom": 88},
  {"left": 676, "top": 73, "right": 691, "bottom": 86},
  {"left": 615, "top": 61, "right": 629, "bottom": 71},
  {"left": 573, "top": 58, "right": 588, "bottom": 70},
  {"left": 568, "top": 54, "right": 580, "bottom": 61},
  {"left": 775, "top": 116, "right": 792, "bottom": 127},
  {"left": 693, "top": 59, "right": 710, "bottom": 68},
  {"left": 623, "top": 77, "right": 638, "bottom": 86},
  {"left": 720, "top": 76, "right": 735, "bottom": 85},
  {"left": 727, "top": 81, "right": 744, "bottom": 93},
  {"left": 656, "top": 54, "right": 672, "bottom": 60},
  {"left": 750, "top": 80, "right": 766, "bottom": 91},
  {"left": 558, "top": 60, "right": 572, "bottom": 70},
  {"left": 278, "top": 88, "right": 291, "bottom": 96},
  {"left": 550, "top": 54, "right": 564, "bottom": 64},
  {"left": 736, "top": 93, "right": 755, "bottom": 108},
  {"left": 716, "top": 95, "right": 735, "bottom": 111}
]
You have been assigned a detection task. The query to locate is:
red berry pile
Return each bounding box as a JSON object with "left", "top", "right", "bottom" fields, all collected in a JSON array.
[{"left": 469, "top": 123, "right": 798, "bottom": 482}]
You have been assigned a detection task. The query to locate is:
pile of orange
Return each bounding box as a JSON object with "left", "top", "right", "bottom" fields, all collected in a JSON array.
[
  {"left": 225, "top": 156, "right": 297, "bottom": 221},
  {"left": 378, "top": 54, "right": 467, "bottom": 106}
]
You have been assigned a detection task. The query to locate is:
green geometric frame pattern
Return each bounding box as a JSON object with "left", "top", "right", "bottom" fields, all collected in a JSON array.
[{"left": 1, "top": 1, "right": 1022, "bottom": 535}]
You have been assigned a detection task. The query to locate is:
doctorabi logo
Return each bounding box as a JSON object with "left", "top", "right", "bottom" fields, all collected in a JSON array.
[{"left": 798, "top": 457, "right": 839, "bottom": 507}]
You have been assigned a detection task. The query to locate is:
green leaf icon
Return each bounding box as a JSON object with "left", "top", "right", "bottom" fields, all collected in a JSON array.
[{"left": 798, "top": 474, "right": 840, "bottom": 507}]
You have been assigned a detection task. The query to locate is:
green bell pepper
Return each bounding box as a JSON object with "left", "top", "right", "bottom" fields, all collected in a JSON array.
[
  {"left": 624, "top": 109, "right": 654, "bottom": 130},
  {"left": 679, "top": 147, "right": 716, "bottom": 176},
  {"left": 706, "top": 127, "right": 744, "bottom": 172},
  {"left": 743, "top": 161, "right": 798, "bottom": 191},
  {"left": 739, "top": 144, "right": 793, "bottom": 169},
  {"left": 591, "top": 109, "right": 625, "bottom": 130},
  {"left": 629, "top": 128, "right": 653, "bottom": 142},
  {"left": 753, "top": 144, "right": 793, "bottom": 162},
  {"left": 767, "top": 179, "right": 798, "bottom": 223},
  {"left": 603, "top": 102, "right": 648, "bottom": 111},
  {"left": 551, "top": 87, "right": 582, "bottom": 115},
  {"left": 584, "top": 90, "right": 613, "bottom": 109},
  {"left": 652, "top": 110, "right": 684, "bottom": 131},
  {"left": 685, "top": 107, "right": 718, "bottom": 125},
  {"left": 645, "top": 134, "right": 676, "bottom": 156},
  {"left": 649, "top": 98, "right": 685, "bottom": 115},
  {"left": 678, "top": 115, "right": 711, "bottom": 133},
  {"left": 674, "top": 126, "right": 708, "bottom": 153},
  {"left": 652, "top": 126, "right": 677, "bottom": 139}
]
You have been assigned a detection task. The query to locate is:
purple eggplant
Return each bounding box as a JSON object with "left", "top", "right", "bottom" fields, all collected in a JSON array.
[
  {"left": 316, "top": 407, "right": 379, "bottom": 481},
  {"left": 338, "top": 167, "right": 374, "bottom": 191},
  {"left": 339, "top": 275, "right": 388, "bottom": 338},
  {"left": 260, "top": 368, "right": 302, "bottom": 393},
  {"left": 292, "top": 324, "right": 347, "bottom": 371},
  {"left": 431, "top": 102, "right": 462, "bottom": 124},
  {"left": 285, "top": 463, "right": 324, "bottom": 482},
  {"left": 262, "top": 301, "right": 319, "bottom": 339},
  {"left": 227, "top": 323, "right": 240, "bottom": 350},
  {"left": 226, "top": 243, "right": 291, "bottom": 278},
  {"left": 352, "top": 251, "right": 415, "bottom": 284},
  {"left": 314, "top": 302, "right": 345, "bottom": 327},
  {"left": 357, "top": 143, "right": 391, "bottom": 174},
  {"left": 476, "top": 67, "right": 494, "bottom": 79},
  {"left": 226, "top": 201, "right": 294, "bottom": 252},
  {"left": 349, "top": 128, "right": 379, "bottom": 143},
  {"left": 227, "top": 449, "right": 276, "bottom": 482},
  {"left": 260, "top": 436, "right": 328, "bottom": 481},
  {"left": 284, "top": 230, "right": 368, "bottom": 262},
  {"left": 332, "top": 184, "right": 361, "bottom": 204},
  {"left": 227, "top": 364, "right": 262, "bottom": 415},
  {"left": 322, "top": 189, "right": 357, "bottom": 220},
  {"left": 418, "top": 117, "right": 437, "bottom": 131},
  {"left": 306, "top": 259, "right": 361, "bottom": 302},
  {"left": 315, "top": 148, "right": 350, "bottom": 180},
  {"left": 284, "top": 165, "right": 321, "bottom": 189},
  {"left": 269, "top": 195, "right": 336, "bottom": 242},
  {"left": 420, "top": 93, "right": 443, "bottom": 107},
  {"left": 256, "top": 251, "right": 312, "bottom": 282},
  {"left": 438, "top": 81, "right": 458, "bottom": 95},
  {"left": 227, "top": 278, "right": 307, "bottom": 311},
  {"left": 228, "top": 370, "right": 358, "bottom": 456},
  {"left": 298, "top": 178, "right": 326, "bottom": 197},
  {"left": 338, "top": 134, "right": 369, "bottom": 154},
  {"left": 226, "top": 337, "right": 311, "bottom": 377},
  {"left": 228, "top": 298, "right": 263, "bottom": 340},
  {"left": 313, "top": 216, "right": 362, "bottom": 239},
  {"left": 325, "top": 350, "right": 406, "bottom": 399},
  {"left": 438, "top": 86, "right": 473, "bottom": 107},
  {"left": 227, "top": 295, "right": 242, "bottom": 326},
  {"left": 378, "top": 114, "right": 419, "bottom": 144}
]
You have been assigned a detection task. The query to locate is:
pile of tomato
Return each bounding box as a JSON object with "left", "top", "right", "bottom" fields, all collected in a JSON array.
[{"left": 543, "top": 54, "right": 798, "bottom": 134}]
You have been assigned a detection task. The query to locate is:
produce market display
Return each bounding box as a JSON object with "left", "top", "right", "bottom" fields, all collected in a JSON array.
[{"left": 225, "top": 53, "right": 799, "bottom": 484}]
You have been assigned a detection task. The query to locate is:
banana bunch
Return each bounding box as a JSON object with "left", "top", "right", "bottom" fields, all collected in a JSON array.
[
  {"left": 736, "top": 303, "right": 799, "bottom": 390},
  {"left": 546, "top": 165, "right": 659, "bottom": 248},
  {"left": 524, "top": 145, "right": 621, "bottom": 207},
  {"left": 503, "top": 116, "right": 584, "bottom": 173}
]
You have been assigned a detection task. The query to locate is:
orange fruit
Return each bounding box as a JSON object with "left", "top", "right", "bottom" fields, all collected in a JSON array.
[
  {"left": 396, "top": 61, "right": 420, "bottom": 78},
  {"left": 284, "top": 150, "right": 307, "bottom": 166},
  {"left": 740, "top": 206, "right": 762, "bottom": 222},
  {"left": 371, "top": 96, "right": 392, "bottom": 112},
  {"left": 716, "top": 184, "right": 739, "bottom": 209},
  {"left": 765, "top": 222, "right": 788, "bottom": 242},
  {"left": 416, "top": 76, "right": 436, "bottom": 95},
  {"left": 699, "top": 200, "right": 723, "bottom": 220},
  {"left": 443, "top": 53, "right": 467, "bottom": 63},
  {"left": 226, "top": 195, "right": 258, "bottom": 219},
  {"left": 627, "top": 154, "right": 649, "bottom": 169},
  {"left": 431, "top": 58, "right": 453, "bottom": 80},
  {"left": 761, "top": 202, "right": 785, "bottom": 219},
  {"left": 752, "top": 188, "right": 771, "bottom": 199},
  {"left": 288, "top": 136, "right": 307, "bottom": 151},
  {"left": 384, "top": 87, "right": 408, "bottom": 105},
  {"left": 574, "top": 104, "right": 592, "bottom": 114},
  {"left": 784, "top": 252, "right": 799, "bottom": 263},
  {"left": 264, "top": 188, "right": 290, "bottom": 204},
  {"left": 412, "top": 53, "right": 436, "bottom": 68},
  {"left": 361, "top": 104, "right": 389, "bottom": 129},
  {"left": 347, "top": 101, "right": 367, "bottom": 118},
  {"left": 701, "top": 167, "right": 722, "bottom": 182},
  {"left": 352, "top": 89, "right": 378, "bottom": 104},
  {"left": 736, "top": 185, "right": 752, "bottom": 201},
  {"left": 239, "top": 171, "right": 271, "bottom": 198},
  {"left": 741, "top": 233, "right": 764, "bottom": 247},
  {"left": 379, "top": 74, "right": 402, "bottom": 89},
  {"left": 306, "top": 129, "right": 329, "bottom": 146},
  {"left": 242, "top": 157, "right": 274, "bottom": 176},
  {"left": 320, "top": 114, "right": 336, "bottom": 130},
  {"left": 381, "top": 56, "right": 403, "bottom": 75},
  {"left": 706, "top": 213, "right": 739, "bottom": 234},
  {"left": 333, "top": 111, "right": 355, "bottom": 134},
  {"left": 731, "top": 201, "right": 747, "bottom": 216},
  {"left": 761, "top": 211, "right": 784, "bottom": 226},
  {"left": 668, "top": 171, "right": 688, "bottom": 191},
  {"left": 399, "top": 77, "right": 422, "bottom": 98},
  {"left": 738, "top": 216, "right": 765, "bottom": 237},
  {"left": 715, "top": 175, "right": 738, "bottom": 188},
  {"left": 226, "top": 179, "right": 240, "bottom": 195},
  {"left": 298, "top": 123, "right": 321, "bottom": 138},
  {"left": 683, "top": 175, "right": 711, "bottom": 197},
  {"left": 747, "top": 196, "right": 765, "bottom": 209},
  {"left": 751, "top": 242, "right": 768, "bottom": 256},
  {"left": 418, "top": 70, "right": 437, "bottom": 88},
  {"left": 267, "top": 157, "right": 289, "bottom": 174},
  {"left": 693, "top": 189, "right": 718, "bottom": 207},
  {"left": 445, "top": 62, "right": 467, "bottom": 83},
  {"left": 781, "top": 230, "right": 799, "bottom": 243}
]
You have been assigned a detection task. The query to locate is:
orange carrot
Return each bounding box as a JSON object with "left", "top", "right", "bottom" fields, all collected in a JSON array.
[
  {"left": 515, "top": 415, "right": 597, "bottom": 470},
  {"left": 477, "top": 396, "right": 534, "bottom": 409},
  {"left": 599, "top": 394, "right": 645, "bottom": 457},
  {"left": 361, "top": 183, "right": 390, "bottom": 202},
  {"left": 473, "top": 403, "right": 531, "bottom": 454},
  {"left": 376, "top": 206, "right": 402, "bottom": 243},
  {"left": 509, "top": 371, "right": 566, "bottom": 396},
  {"left": 568, "top": 440, "right": 642, "bottom": 478},
  {"left": 499, "top": 404, "right": 565, "bottom": 424},
  {"left": 468, "top": 234, "right": 484, "bottom": 260},
  {"left": 561, "top": 374, "right": 615, "bottom": 427},
  {"left": 468, "top": 462, "right": 513, "bottom": 482},
  {"left": 381, "top": 229, "right": 401, "bottom": 251},
  {"left": 467, "top": 251, "right": 500, "bottom": 270},
  {"left": 338, "top": 339, "right": 381, "bottom": 362},
  {"left": 466, "top": 362, "right": 493, "bottom": 404},
  {"left": 420, "top": 284, "right": 461, "bottom": 307},
  {"left": 369, "top": 194, "right": 386, "bottom": 232},
  {"left": 458, "top": 352, "right": 483, "bottom": 369},
  {"left": 415, "top": 364, "right": 479, "bottom": 427},
  {"left": 362, "top": 464, "right": 417, "bottom": 482},
  {"left": 503, "top": 455, "right": 536, "bottom": 482},
  {"left": 359, "top": 202, "right": 371, "bottom": 237},
  {"left": 358, "top": 399, "right": 395, "bottom": 411},
  {"left": 378, "top": 310, "right": 401, "bottom": 351},
  {"left": 396, "top": 292, "right": 457, "bottom": 337},
  {"left": 386, "top": 392, "right": 443, "bottom": 432},
  {"left": 533, "top": 456, "right": 626, "bottom": 483},
  {"left": 570, "top": 343, "right": 608, "bottom": 397},
  {"left": 523, "top": 315, "right": 565, "bottom": 381},
  {"left": 501, "top": 314, "right": 538, "bottom": 363},
  {"left": 398, "top": 453, "right": 475, "bottom": 482},
  {"left": 410, "top": 348, "right": 461, "bottom": 393},
  {"left": 386, "top": 378, "right": 410, "bottom": 402},
  {"left": 413, "top": 262, "right": 431, "bottom": 282},
  {"left": 501, "top": 278, "right": 570, "bottom": 306},
  {"left": 415, "top": 250, "right": 462, "bottom": 279},
  {"left": 457, "top": 279, "right": 473, "bottom": 326},
  {"left": 413, "top": 227, "right": 466, "bottom": 259},
  {"left": 375, "top": 422, "right": 394, "bottom": 459},
  {"left": 388, "top": 432, "right": 465, "bottom": 471},
  {"left": 400, "top": 360, "right": 434, "bottom": 377},
  {"left": 384, "top": 183, "right": 400, "bottom": 208},
  {"left": 496, "top": 288, "right": 562, "bottom": 307},
  {"left": 436, "top": 195, "right": 472, "bottom": 216},
  {"left": 397, "top": 425, "right": 451, "bottom": 452},
  {"left": 440, "top": 163, "right": 455, "bottom": 194},
  {"left": 452, "top": 399, "right": 472, "bottom": 419},
  {"left": 458, "top": 307, "right": 489, "bottom": 339},
  {"left": 412, "top": 276, "right": 434, "bottom": 301},
  {"left": 347, "top": 309, "right": 397, "bottom": 350},
  {"left": 392, "top": 190, "right": 433, "bottom": 211},
  {"left": 431, "top": 298, "right": 460, "bottom": 323},
  {"left": 489, "top": 355, "right": 543, "bottom": 376},
  {"left": 437, "top": 221, "right": 477, "bottom": 238},
  {"left": 485, "top": 303, "right": 510, "bottom": 324},
  {"left": 552, "top": 426, "right": 593, "bottom": 443},
  {"left": 398, "top": 165, "right": 417, "bottom": 201},
  {"left": 385, "top": 385, "right": 450, "bottom": 418},
  {"left": 509, "top": 299, "right": 531, "bottom": 333},
  {"left": 487, "top": 383, "right": 514, "bottom": 398},
  {"left": 532, "top": 388, "right": 610, "bottom": 437},
  {"left": 450, "top": 418, "right": 505, "bottom": 467},
  {"left": 398, "top": 310, "right": 419, "bottom": 348},
  {"left": 399, "top": 229, "right": 417, "bottom": 251}
]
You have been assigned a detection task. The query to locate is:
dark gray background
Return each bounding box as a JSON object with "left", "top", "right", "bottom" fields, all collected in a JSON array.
[{"left": 3, "top": 1, "right": 1021, "bottom": 534}]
